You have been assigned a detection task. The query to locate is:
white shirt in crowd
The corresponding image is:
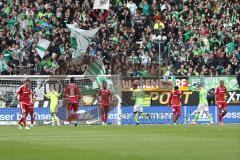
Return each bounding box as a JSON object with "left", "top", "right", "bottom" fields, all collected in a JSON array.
[
  {"left": 140, "top": 53, "right": 151, "bottom": 65},
  {"left": 127, "top": 1, "right": 138, "bottom": 17}
]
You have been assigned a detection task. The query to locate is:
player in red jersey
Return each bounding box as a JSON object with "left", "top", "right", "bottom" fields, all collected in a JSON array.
[
  {"left": 64, "top": 77, "right": 81, "bottom": 125},
  {"left": 215, "top": 80, "right": 228, "bottom": 125},
  {"left": 27, "top": 92, "right": 36, "bottom": 127},
  {"left": 12, "top": 79, "right": 32, "bottom": 129},
  {"left": 98, "top": 81, "right": 112, "bottom": 125},
  {"left": 168, "top": 86, "right": 181, "bottom": 125}
]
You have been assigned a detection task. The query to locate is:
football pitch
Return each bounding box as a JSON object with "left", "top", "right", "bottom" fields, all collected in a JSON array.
[{"left": 0, "top": 125, "right": 239, "bottom": 160}]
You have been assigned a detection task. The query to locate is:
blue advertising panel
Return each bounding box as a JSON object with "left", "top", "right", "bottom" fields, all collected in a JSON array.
[
  {"left": 185, "top": 106, "right": 216, "bottom": 124},
  {"left": 0, "top": 107, "right": 67, "bottom": 121},
  {"left": 119, "top": 106, "right": 240, "bottom": 125},
  {"left": 78, "top": 106, "right": 119, "bottom": 125},
  {"left": 0, "top": 105, "right": 239, "bottom": 125},
  {"left": 222, "top": 105, "right": 240, "bottom": 123},
  {"left": 120, "top": 106, "right": 177, "bottom": 125},
  {"left": 184, "top": 105, "right": 240, "bottom": 124}
]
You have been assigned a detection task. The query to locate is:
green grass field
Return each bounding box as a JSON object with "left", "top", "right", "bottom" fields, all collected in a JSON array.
[{"left": 0, "top": 125, "right": 239, "bottom": 160}]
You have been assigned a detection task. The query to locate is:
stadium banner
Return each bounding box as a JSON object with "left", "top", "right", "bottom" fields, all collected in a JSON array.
[
  {"left": 122, "top": 91, "right": 199, "bottom": 106},
  {"left": 227, "top": 91, "right": 240, "bottom": 104},
  {"left": 119, "top": 106, "right": 240, "bottom": 125},
  {"left": 121, "top": 77, "right": 173, "bottom": 91},
  {"left": 186, "top": 106, "right": 216, "bottom": 124},
  {"left": 0, "top": 105, "right": 239, "bottom": 125},
  {"left": 0, "top": 107, "right": 67, "bottom": 125},
  {"left": 222, "top": 105, "right": 240, "bottom": 123},
  {"left": 120, "top": 106, "right": 175, "bottom": 125},
  {"left": 0, "top": 106, "right": 118, "bottom": 125},
  {"left": 203, "top": 76, "right": 238, "bottom": 91},
  {"left": 171, "top": 76, "right": 191, "bottom": 91},
  {"left": 76, "top": 106, "right": 119, "bottom": 125},
  {"left": 173, "top": 76, "right": 238, "bottom": 91},
  {"left": 122, "top": 90, "right": 240, "bottom": 106},
  {"left": 187, "top": 76, "right": 238, "bottom": 91}
]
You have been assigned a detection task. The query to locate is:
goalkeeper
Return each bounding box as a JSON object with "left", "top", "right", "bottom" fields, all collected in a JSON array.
[
  {"left": 132, "top": 83, "right": 150, "bottom": 125},
  {"left": 45, "top": 87, "right": 61, "bottom": 126}
]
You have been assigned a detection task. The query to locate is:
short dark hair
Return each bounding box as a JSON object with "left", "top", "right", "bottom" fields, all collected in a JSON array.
[
  {"left": 174, "top": 86, "right": 179, "bottom": 90},
  {"left": 70, "top": 77, "right": 75, "bottom": 83},
  {"left": 25, "top": 78, "right": 30, "bottom": 82}
]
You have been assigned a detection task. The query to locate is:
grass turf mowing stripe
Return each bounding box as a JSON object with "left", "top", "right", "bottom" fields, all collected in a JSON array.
[{"left": 0, "top": 125, "right": 239, "bottom": 160}]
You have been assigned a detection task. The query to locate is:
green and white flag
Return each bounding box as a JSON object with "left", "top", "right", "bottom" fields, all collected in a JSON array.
[
  {"left": 67, "top": 23, "right": 99, "bottom": 59},
  {"left": 84, "top": 59, "right": 113, "bottom": 90},
  {"left": 36, "top": 39, "right": 50, "bottom": 59},
  {"left": 93, "top": 0, "right": 110, "bottom": 10}
]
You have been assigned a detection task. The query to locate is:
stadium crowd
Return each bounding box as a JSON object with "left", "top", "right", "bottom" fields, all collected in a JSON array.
[{"left": 0, "top": 0, "right": 239, "bottom": 80}]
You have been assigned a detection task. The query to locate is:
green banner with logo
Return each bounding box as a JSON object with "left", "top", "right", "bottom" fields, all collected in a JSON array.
[{"left": 188, "top": 76, "right": 238, "bottom": 91}]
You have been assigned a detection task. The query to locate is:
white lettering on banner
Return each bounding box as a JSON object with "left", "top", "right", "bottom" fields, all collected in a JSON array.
[
  {"left": 227, "top": 92, "right": 240, "bottom": 104},
  {"left": 0, "top": 121, "right": 18, "bottom": 125},
  {"left": 175, "top": 79, "right": 187, "bottom": 87},
  {"left": 108, "top": 113, "right": 173, "bottom": 120},
  {"left": 175, "top": 79, "right": 181, "bottom": 87},
  {"left": 0, "top": 112, "right": 51, "bottom": 121},
  {"left": 17, "top": 113, "right": 22, "bottom": 120},
  {"left": 224, "top": 112, "right": 240, "bottom": 119},
  {"left": 228, "top": 92, "right": 235, "bottom": 103},
  {"left": 0, "top": 114, "right": 15, "bottom": 121},
  {"left": 108, "top": 113, "right": 119, "bottom": 120}
]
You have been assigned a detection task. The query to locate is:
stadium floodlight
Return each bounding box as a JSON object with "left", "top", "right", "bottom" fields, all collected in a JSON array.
[{"left": 151, "top": 35, "right": 167, "bottom": 75}]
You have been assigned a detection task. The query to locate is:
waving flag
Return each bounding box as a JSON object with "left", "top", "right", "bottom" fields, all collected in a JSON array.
[
  {"left": 84, "top": 59, "right": 114, "bottom": 90},
  {"left": 93, "top": 0, "right": 110, "bottom": 10},
  {"left": 84, "top": 59, "right": 106, "bottom": 85},
  {"left": 67, "top": 23, "right": 99, "bottom": 59},
  {"left": 36, "top": 39, "right": 50, "bottom": 59}
]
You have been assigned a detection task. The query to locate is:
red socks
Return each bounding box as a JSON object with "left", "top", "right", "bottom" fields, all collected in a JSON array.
[
  {"left": 68, "top": 113, "right": 79, "bottom": 123},
  {"left": 101, "top": 114, "right": 108, "bottom": 123},
  {"left": 31, "top": 117, "right": 34, "bottom": 125},
  {"left": 219, "top": 114, "right": 223, "bottom": 123},
  {"left": 68, "top": 114, "right": 73, "bottom": 123},
  {"left": 19, "top": 117, "right": 26, "bottom": 126},
  {"left": 173, "top": 114, "right": 180, "bottom": 123}
]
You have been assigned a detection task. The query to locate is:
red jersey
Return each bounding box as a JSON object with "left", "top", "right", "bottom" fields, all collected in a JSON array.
[
  {"left": 64, "top": 83, "right": 80, "bottom": 103},
  {"left": 16, "top": 85, "right": 32, "bottom": 105},
  {"left": 99, "top": 88, "right": 111, "bottom": 106},
  {"left": 215, "top": 86, "right": 227, "bottom": 102},
  {"left": 30, "top": 92, "right": 36, "bottom": 108},
  {"left": 169, "top": 90, "right": 181, "bottom": 106}
]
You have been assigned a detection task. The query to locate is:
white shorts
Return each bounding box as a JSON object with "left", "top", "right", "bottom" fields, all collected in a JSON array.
[
  {"left": 197, "top": 104, "right": 209, "bottom": 112},
  {"left": 133, "top": 105, "right": 143, "bottom": 113}
]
